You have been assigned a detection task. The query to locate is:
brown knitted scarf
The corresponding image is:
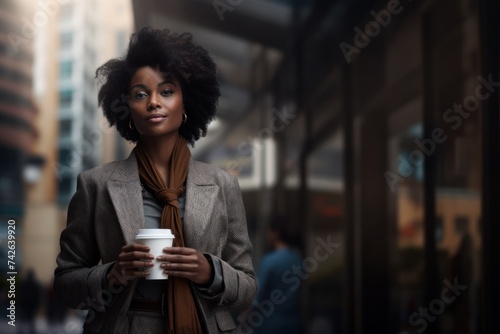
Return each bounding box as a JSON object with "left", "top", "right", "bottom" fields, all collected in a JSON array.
[{"left": 134, "top": 135, "right": 203, "bottom": 333}]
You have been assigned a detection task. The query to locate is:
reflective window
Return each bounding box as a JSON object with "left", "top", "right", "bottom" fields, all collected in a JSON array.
[
  {"left": 59, "top": 119, "right": 72, "bottom": 137},
  {"left": 60, "top": 32, "right": 73, "bottom": 50},
  {"left": 59, "top": 61, "right": 72, "bottom": 80},
  {"left": 59, "top": 90, "right": 73, "bottom": 109},
  {"left": 305, "top": 130, "right": 345, "bottom": 334}
]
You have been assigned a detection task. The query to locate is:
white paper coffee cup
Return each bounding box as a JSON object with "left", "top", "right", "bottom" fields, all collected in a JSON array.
[{"left": 135, "top": 229, "right": 175, "bottom": 280}]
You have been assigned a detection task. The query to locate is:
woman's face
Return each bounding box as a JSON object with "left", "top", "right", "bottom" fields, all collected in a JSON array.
[{"left": 128, "top": 66, "right": 184, "bottom": 140}]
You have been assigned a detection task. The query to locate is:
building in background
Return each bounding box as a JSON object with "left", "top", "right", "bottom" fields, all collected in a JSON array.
[
  {"left": 96, "top": 0, "right": 134, "bottom": 164},
  {"left": 17, "top": 0, "right": 133, "bottom": 285},
  {"left": 0, "top": 0, "right": 37, "bottom": 272},
  {"left": 20, "top": 0, "right": 61, "bottom": 285},
  {"left": 56, "top": 0, "right": 101, "bottom": 205},
  {"left": 0, "top": 0, "right": 37, "bottom": 218}
]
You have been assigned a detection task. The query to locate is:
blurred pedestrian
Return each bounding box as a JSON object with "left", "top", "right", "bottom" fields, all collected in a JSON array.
[
  {"left": 54, "top": 27, "right": 256, "bottom": 333},
  {"left": 252, "top": 216, "right": 303, "bottom": 334},
  {"left": 18, "top": 269, "right": 41, "bottom": 334},
  {"left": 46, "top": 278, "right": 67, "bottom": 325}
]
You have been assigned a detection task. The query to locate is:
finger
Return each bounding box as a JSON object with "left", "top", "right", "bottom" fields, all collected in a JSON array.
[
  {"left": 163, "top": 270, "right": 196, "bottom": 280},
  {"left": 157, "top": 253, "right": 197, "bottom": 263},
  {"left": 162, "top": 247, "right": 194, "bottom": 255},
  {"left": 159, "top": 247, "right": 198, "bottom": 262},
  {"left": 161, "top": 262, "right": 198, "bottom": 271},
  {"left": 122, "top": 243, "right": 150, "bottom": 253},
  {"left": 118, "top": 260, "right": 154, "bottom": 270},
  {"left": 163, "top": 264, "right": 212, "bottom": 285},
  {"left": 122, "top": 268, "right": 151, "bottom": 278},
  {"left": 119, "top": 251, "right": 154, "bottom": 261},
  {"left": 112, "top": 264, "right": 152, "bottom": 281}
]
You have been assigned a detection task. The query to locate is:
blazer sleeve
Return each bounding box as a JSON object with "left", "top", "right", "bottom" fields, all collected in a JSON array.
[
  {"left": 197, "top": 174, "right": 257, "bottom": 311},
  {"left": 53, "top": 173, "right": 114, "bottom": 313}
]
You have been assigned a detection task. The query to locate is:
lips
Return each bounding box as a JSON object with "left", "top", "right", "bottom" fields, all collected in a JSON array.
[{"left": 146, "top": 113, "right": 167, "bottom": 122}]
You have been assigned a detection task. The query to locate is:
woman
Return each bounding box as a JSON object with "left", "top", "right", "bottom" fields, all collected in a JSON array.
[{"left": 54, "top": 27, "right": 257, "bottom": 334}]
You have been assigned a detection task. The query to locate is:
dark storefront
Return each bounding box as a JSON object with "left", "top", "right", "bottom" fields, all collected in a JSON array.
[{"left": 132, "top": 0, "right": 500, "bottom": 332}]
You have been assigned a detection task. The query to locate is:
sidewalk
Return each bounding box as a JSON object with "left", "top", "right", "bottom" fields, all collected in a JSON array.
[{"left": 0, "top": 314, "right": 84, "bottom": 334}]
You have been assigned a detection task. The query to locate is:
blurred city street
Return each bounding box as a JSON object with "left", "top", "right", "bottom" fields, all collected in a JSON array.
[
  {"left": 1, "top": 0, "right": 500, "bottom": 333},
  {"left": 0, "top": 314, "right": 84, "bottom": 334}
]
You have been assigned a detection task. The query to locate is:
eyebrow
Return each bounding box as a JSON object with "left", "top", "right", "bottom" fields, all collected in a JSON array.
[{"left": 130, "top": 80, "right": 177, "bottom": 91}]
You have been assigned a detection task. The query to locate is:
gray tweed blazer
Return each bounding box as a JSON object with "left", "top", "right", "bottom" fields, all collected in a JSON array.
[{"left": 54, "top": 151, "right": 257, "bottom": 333}]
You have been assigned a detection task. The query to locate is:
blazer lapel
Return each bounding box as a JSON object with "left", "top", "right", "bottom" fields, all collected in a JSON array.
[
  {"left": 106, "top": 154, "right": 218, "bottom": 248},
  {"left": 107, "top": 151, "right": 145, "bottom": 245},
  {"left": 184, "top": 160, "right": 219, "bottom": 247}
]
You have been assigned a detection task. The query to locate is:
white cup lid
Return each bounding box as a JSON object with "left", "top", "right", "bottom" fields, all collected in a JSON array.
[{"left": 136, "top": 228, "right": 175, "bottom": 239}]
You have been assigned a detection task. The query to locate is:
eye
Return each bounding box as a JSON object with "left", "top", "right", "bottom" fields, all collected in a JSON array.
[
  {"left": 161, "top": 89, "right": 173, "bottom": 97},
  {"left": 132, "top": 92, "right": 147, "bottom": 100}
]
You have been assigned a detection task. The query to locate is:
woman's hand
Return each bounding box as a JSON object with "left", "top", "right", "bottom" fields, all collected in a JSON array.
[
  {"left": 157, "top": 247, "right": 214, "bottom": 285},
  {"left": 106, "top": 244, "right": 154, "bottom": 286}
]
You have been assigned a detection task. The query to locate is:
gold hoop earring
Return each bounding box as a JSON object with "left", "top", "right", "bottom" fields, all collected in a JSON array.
[
  {"left": 129, "top": 120, "right": 134, "bottom": 130},
  {"left": 183, "top": 113, "right": 187, "bottom": 124}
]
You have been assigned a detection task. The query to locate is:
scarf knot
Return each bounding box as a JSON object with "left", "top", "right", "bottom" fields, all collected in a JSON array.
[{"left": 155, "top": 187, "right": 184, "bottom": 208}]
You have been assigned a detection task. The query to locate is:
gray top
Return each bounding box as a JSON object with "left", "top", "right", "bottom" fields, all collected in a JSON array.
[{"left": 134, "top": 186, "right": 224, "bottom": 300}]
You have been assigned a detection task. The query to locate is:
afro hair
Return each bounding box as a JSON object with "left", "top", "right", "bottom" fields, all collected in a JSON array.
[{"left": 96, "top": 27, "right": 220, "bottom": 145}]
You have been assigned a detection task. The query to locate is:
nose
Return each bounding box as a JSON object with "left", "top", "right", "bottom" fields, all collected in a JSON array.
[{"left": 147, "top": 92, "right": 161, "bottom": 111}]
